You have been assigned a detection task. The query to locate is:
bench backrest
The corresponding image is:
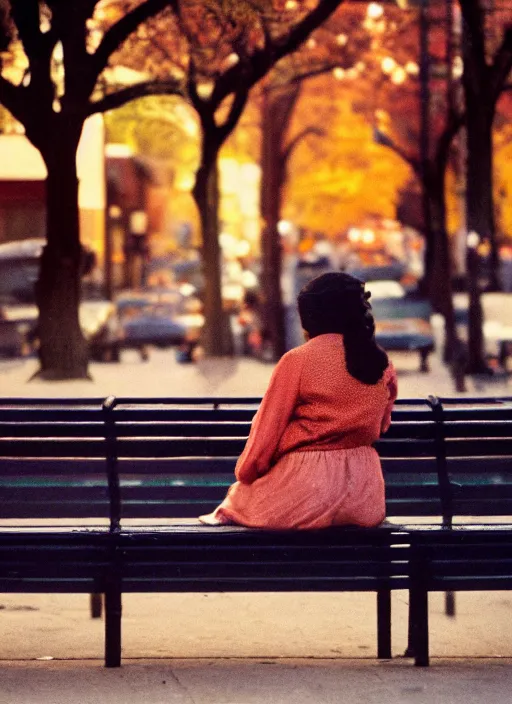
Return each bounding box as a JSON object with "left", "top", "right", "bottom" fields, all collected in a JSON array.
[{"left": 1, "top": 396, "right": 511, "bottom": 527}]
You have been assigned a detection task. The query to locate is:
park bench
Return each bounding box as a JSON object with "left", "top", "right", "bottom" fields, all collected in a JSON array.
[
  {"left": 402, "top": 396, "right": 512, "bottom": 665},
  {"left": 0, "top": 395, "right": 511, "bottom": 667}
]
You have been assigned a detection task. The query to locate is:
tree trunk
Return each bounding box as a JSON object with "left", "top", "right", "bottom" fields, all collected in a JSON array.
[
  {"left": 461, "top": 2, "right": 498, "bottom": 372},
  {"left": 419, "top": 204, "right": 435, "bottom": 300},
  {"left": 260, "top": 104, "right": 285, "bottom": 362},
  {"left": 466, "top": 243, "right": 487, "bottom": 374},
  {"left": 192, "top": 140, "right": 233, "bottom": 357},
  {"left": 260, "top": 85, "right": 301, "bottom": 361},
  {"left": 424, "top": 171, "right": 458, "bottom": 364},
  {"left": 466, "top": 111, "right": 499, "bottom": 288},
  {"left": 464, "top": 107, "right": 493, "bottom": 372},
  {"left": 34, "top": 123, "right": 89, "bottom": 380},
  {"left": 461, "top": 0, "right": 501, "bottom": 292},
  {"left": 260, "top": 212, "right": 286, "bottom": 362}
]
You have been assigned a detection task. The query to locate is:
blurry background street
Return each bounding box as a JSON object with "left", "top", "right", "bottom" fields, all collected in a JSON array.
[{"left": 1, "top": 325, "right": 512, "bottom": 399}]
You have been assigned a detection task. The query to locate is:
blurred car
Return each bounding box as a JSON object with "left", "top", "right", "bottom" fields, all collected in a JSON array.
[
  {"left": 0, "top": 312, "right": 28, "bottom": 358},
  {"left": 80, "top": 300, "right": 122, "bottom": 362},
  {"left": 1, "top": 299, "right": 122, "bottom": 362},
  {"left": 172, "top": 257, "right": 204, "bottom": 292},
  {"left": 115, "top": 289, "right": 204, "bottom": 349},
  {"left": 367, "top": 280, "right": 435, "bottom": 372},
  {"left": 344, "top": 252, "right": 407, "bottom": 285},
  {"left": 0, "top": 239, "right": 42, "bottom": 304},
  {"left": 365, "top": 280, "right": 406, "bottom": 300},
  {"left": 0, "top": 238, "right": 120, "bottom": 361},
  {"left": 121, "top": 308, "right": 187, "bottom": 348}
]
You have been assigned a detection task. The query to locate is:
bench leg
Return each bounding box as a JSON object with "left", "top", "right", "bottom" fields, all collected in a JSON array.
[
  {"left": 90, "top": 593, "right": 103, "bottom": 619},
  {"left": 403, "top": 598, "right": 415, "bottom": 658},
  {"left": 105, "top": 576, "right": 122, "bottom": 667},
  {"left": 419, "top": 349, "right": 430, "bottom": 373},
  {"left": 377, "top": 589, "right": 392, "bottom": 659},
  {"left": 445, "top": 590, "right": 456, "bottom": 617},
  {"left": 410, "top": 586, "right": 429, "bottom": 667},
  {"left": 498, "top": 341, "right": 509, "bottom": 371}
]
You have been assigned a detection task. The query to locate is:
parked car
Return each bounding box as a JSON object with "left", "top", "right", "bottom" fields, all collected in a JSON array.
[
  {"left": 0, "top": 310, "right": 28, "bottom": 358},
  {"left": 0, "top": 238, "right": 120, "bottom": 361},
  {"left": 367, "top": 280, "right": 435, "bottom": 372},
  {"left": 343, "top": 251, "right": 407, "bottom": 285},
  {"left": 1, "top": 299, "right": 122, "bottom": 362},
  {"left": 115, "top": 289, "right": 204, "bottom": 350}
]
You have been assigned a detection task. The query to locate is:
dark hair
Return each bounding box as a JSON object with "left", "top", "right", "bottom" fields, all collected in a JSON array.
[{"left": 297, "top": 271, "right": 389, "bottom": 385}]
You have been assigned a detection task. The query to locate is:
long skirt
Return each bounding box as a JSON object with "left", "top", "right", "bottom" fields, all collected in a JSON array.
[{"left": 199, "top": 446, "right": 386, "bottom": 530}]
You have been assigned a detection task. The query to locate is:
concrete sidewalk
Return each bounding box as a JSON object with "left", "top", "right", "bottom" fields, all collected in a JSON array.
[
  {"left": 1, "top": 345, "right": 512, "bottom": 398},
  {"left": 1, "top": 588, "right": 511, "bottom": 703},
  {"left": 1, "top": 591, "right": 512, "bottom": 661},
  {"left": 1, "top": 658, "right": 512, "bottom": 703}
]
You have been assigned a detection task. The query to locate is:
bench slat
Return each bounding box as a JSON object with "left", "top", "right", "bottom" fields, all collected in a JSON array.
[
  {"left": 444, "top": 438, "right": 512, "bottom": 456},
  {"left": 0, "top": 419, "right": 440, "bottom": 439}
]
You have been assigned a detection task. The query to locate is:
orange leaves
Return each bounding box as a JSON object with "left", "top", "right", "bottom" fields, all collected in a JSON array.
[{"left": 282, "top": 75, "right": 412, "bottom": 236}]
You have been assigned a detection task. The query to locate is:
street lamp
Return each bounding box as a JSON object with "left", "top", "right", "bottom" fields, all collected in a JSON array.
[{"left": 466, "top": 231, "right": 487, "bottom": 373}]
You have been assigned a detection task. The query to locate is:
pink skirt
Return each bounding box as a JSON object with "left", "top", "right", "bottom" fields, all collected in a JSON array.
[{"left": 199, "top": 446, "right": 386, "bottom": 530}]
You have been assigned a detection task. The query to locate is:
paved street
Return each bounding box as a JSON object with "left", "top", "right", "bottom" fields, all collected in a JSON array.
[{"left": 1, "top": 659, "right": 512, "bottom": 704}]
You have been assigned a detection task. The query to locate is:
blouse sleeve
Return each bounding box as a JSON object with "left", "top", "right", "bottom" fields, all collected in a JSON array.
[
  {"left": 380, "top": 362, "right": 398, "bottom": 435},
  {"left": 235, "top": 349, "right": 303, "bottom": 485}
]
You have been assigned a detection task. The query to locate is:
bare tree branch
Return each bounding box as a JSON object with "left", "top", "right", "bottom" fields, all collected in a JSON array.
[
  {"left": 372, "top": 126, "right": 420, "bottom": 176},
  {"left": 91, "top": 0, "right": 178, "bottom": 81},
  {"left": 0, "top": 74, "right": 24, "bottom": 121},
  {"left": 293, "top": 63, "right": 343, "bottom": 84},
  {"left": 259, "top": 62, "right": 344, "bottom": 90},
  {"left": 10, "top": 0, "right": 56, "bottom": 94},
  {"left": 186, "top": 56, "right": 211, "bottom": 121},
  {"left": 54, "top": 4, "right": 98, "bottom": 105},
  {"left": 217, "top": 85, "right": 249, "bottom": 142},
  {"left": 460, "top": 0, "right": 487, "bottom": 82},
  {"left": 211, "top": 0, "right": 346, "bottom": 106},
  {"left": 435, "top": 108, "right": 465, "bottom": 173},
  {"left": 269, "top": 0, "right": 345, "bottom": 64},
  {"left": 490, "top": 26, "right": 512, "bottom": 105},
  {"left": 10, "top": 0, "right": 47, "bottom": 59},
  {"left": 282, "top": 125, "right": 325, "bottom": 164},
  {"left": 0, "top": 0, "right": 13, "bottom": 53},
  {"left": 87, "top": 78, "right": 184, "bottom": 115}
]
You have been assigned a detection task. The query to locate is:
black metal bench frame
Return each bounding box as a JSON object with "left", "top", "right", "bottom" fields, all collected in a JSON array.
[{"left": 1, "top": 395, "right": 512, "bottom": 667}]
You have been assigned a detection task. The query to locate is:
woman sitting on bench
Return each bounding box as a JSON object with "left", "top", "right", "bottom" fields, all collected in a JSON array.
[{"left": 200, "top": 272, "right": 398, "bottom": 530}]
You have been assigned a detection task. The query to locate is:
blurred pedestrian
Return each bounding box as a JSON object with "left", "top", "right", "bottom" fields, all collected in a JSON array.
[{"left": 238, "top": 290, "right": 263, "bottom": 357}]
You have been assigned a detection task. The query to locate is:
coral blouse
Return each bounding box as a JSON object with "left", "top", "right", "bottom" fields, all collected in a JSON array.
[{"left": 235, "top": 333, "right": 397, "bottom": 485}]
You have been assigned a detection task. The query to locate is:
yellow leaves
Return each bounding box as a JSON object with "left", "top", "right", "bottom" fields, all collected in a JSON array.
[
  {"left": 282, "top": 76, "right": 411, "bottom": 235},
  {"left": 104, "top": 95, "right": 200, "bottom": 174},
  {"left": 495, "top": 121, "right": 512, "bottom": 241}
]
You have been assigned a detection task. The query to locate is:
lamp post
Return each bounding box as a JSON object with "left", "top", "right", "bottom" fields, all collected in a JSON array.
[{"left": 466, "top": 231, "right": 487, "bottom": 373}]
